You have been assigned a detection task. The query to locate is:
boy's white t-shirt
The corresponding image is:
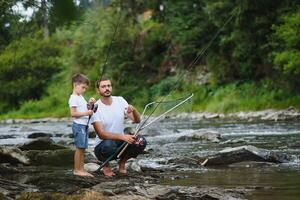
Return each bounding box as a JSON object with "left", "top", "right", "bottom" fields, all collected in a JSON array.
[
  {"left": 90, "top": 96, "right": 128, "bottom": 145},
  {"left": 68, "top": 94, "right": 89, "bottom": 125}
]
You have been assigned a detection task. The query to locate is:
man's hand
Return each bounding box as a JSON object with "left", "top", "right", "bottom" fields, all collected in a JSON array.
[
  {"left": 126, "top": 105, "right": 135, "bottom": 114},
  {"left": 122, "top": 134, "right": 136, "bottom": 144}
]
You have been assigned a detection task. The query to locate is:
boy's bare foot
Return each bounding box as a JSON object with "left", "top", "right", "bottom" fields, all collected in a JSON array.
[
  {"left": 73, "top": 170, "right": 94, "bottom": 177},
  {"left": 102, "top": 166, "right": 115, "bottom": 177},
  {"left": 83, "top": 171, "right": 94, "bottom": 177},
  {"left": 118, "top": 160, "right": 126, "bottom": 174}
]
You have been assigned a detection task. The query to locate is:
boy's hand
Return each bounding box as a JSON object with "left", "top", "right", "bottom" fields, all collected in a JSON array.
[{"left": 87, "top": 110, "right": 93, "bottom": 116}]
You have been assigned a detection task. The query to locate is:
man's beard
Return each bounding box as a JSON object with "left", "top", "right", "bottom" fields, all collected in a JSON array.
[{"left": 100, "top": 90, "right": 111, "bottom": 97}]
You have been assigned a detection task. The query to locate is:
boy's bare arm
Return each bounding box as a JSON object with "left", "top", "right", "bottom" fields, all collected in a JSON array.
[
  {"left": 70, "top": 107, "right": 93, "bottom": 117},
  {"left": 92, "top": 121, "right": 135, "bottom": 143}
]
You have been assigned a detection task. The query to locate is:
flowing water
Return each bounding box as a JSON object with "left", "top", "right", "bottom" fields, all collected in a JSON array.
[{"left": 1, "top": 118, "right": 300, "bottom": 199}]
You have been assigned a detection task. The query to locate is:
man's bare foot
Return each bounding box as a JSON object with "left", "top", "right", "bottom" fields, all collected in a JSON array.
[
  {"left": 73, "top": 170, "right": 94, "bottom": 177},
  {"left": 102, "top": 166, "right": 115, "bottom": 177},
  {"left": 118, "top": 161, "right": 126, "bottom": 174}
]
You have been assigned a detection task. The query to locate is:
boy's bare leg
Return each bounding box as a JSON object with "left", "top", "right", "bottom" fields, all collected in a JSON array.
[
  {"left": 74, "top": 148, "right": 94, "bottom": 177},
  {"left": 102, "top": 164, "right": 115, "bottom": 177}
]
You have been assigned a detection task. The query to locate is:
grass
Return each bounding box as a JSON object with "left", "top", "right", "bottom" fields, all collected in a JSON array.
[{"left": 1, "top": 81, "right": 300, "bottom": 119}]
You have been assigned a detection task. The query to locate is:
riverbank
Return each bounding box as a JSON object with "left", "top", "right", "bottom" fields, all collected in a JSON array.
[
  {"left": 1, "top": 116, "right": 300, "bottom": 199},
  {"left": 1, "top": 107, "right": 299, "bottom": 124}
]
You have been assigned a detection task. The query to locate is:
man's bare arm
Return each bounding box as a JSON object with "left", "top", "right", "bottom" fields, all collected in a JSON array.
[
  {"left": 127, "top": 105, "right": 141, "bottom": 123},
  {"left": 92, "top": 121, "right": 135, "bottom": 143}
]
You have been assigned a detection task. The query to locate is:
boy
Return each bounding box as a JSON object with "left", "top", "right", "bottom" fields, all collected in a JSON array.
[{"left": 68, "top": 73, "right": 95, "bottom": 177}]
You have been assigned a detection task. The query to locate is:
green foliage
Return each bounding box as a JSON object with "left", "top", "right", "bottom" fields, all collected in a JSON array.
[
  {"left": 271, "top": 8, "right": 300, "bottom": 90},
  {"left": 1, "top": 1, "right": 300, "bottom": 118},
  {"left": 0, "top": 32, "right": 62, "bottom": 112}
]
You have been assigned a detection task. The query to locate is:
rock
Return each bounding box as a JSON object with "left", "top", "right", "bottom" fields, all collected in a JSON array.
[
  {"left": 88, "top": 130, "right": 96, "bottom": 138},
  {"left": 124, "top": 127, "right": 135, "bottom": 135},
  {"left": 27, "top": 132, "right": 52, "bottom": 139},
  {"left": 0, "top": 176, "right": 37, "bottom": 199},
  {"left": 17, "top": 191, "right": 108, "bottom": 200},
  {"left": 92, "top": 179, "right": 246, "bottom": 200},
  {"left": 25, "top": 149, "right": 74, "bottom": 166},
  {"left": 18, "top": 137, "right": 68, "bottom": 151},
  {"left": 200, "top": 145, "right": 291, "bottom": 166},
  {"left": 177, "top": 131, "right": 221, "bottom": 143},
  {"left": 0, "top": 164, "right": 21, "bottom": 174},
  {"left": 0, "top": 135, "right": 15, "bottom": 139},
  {"left": 141, "top": 128, "right": 161, "bottom": 137},
  {"left": 220, "top": 138, "right": 247, "bottom": 145},
  {"left": 64, "top": 133, "right": 74, "bottom": 139},
  {"left": 84, "top": 163, "right": 100, "bottom": 172},
  {"left": 128, "top": 160, "right": 142, "bottom": 173},
  {"left": 0, "top": 146, "right": 30, "bottom": 165}
]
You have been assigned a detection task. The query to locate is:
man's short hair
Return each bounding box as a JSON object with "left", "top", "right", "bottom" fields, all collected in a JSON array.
[
  {"left": 96, "top": 76, "right": 111, "bottom": 88},
  {"left": 72, "top": 73, "right": 89, "bottom": 86}
]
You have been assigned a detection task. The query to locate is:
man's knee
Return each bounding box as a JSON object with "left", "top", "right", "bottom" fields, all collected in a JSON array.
[{"left": 99, "top": 140, "right": 118, "bottom": 157}]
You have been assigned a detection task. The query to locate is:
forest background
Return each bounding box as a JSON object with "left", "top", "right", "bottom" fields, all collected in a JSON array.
[{"left": 0, "top": 0, "right": 300, "bottom": 119}]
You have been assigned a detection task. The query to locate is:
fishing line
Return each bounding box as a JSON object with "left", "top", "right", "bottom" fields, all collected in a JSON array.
[
  {"left": 115, "top": 8, "right": 238, "bottom": 159},
  {"left": 99, "top": 1, "right": 123, "bottom": 81},
  {"left": 132, "top": 7, "right": 238, "bottom": 139}
]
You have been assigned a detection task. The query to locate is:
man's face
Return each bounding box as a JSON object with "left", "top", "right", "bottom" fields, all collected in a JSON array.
[{"left": 98, "top": 80, "right": 112, "bottom": 97}]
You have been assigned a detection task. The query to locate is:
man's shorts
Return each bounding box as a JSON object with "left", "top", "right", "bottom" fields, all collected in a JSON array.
[{"left": 72, "top": 122, "right": 88, "bottom": 149}]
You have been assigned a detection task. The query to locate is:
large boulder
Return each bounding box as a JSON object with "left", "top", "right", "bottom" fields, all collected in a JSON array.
[
  {"left": 200, "top": 145, "right": 291, "bottom": 166},
  {"left": 0, "top": 146, "right": 30, "bottom": 165},
  {"left": 18, "top": 137, "right": 67, "bottom": 151},
  {"left": 25, "top": 149, "right": 74, "bottom": 166},
  {"left": 27, "top": 132, "right": 52, "bottom": 139},
  {"left": 177, "top": 131, "right": 221, "bottom": 143}
]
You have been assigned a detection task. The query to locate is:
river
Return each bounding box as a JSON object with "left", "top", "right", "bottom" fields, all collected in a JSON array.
[{"left": 1, "top": 118, "right": 300, "bottom": 199}]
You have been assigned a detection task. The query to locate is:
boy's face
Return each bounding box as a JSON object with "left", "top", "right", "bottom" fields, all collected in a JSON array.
[
  {"left": 98, "top": 80, "right": 112, "bottom": 97},
  {"left": 74, "top": 83, "right": 88, "bottom": 95}
]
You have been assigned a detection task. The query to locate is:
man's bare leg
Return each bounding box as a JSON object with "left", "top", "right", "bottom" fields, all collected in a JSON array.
[
  {"left": 102, "top": 164, "right": 115, "bottom": 177},
  {"left": 118, "top": 156, "right": 128, "bottom": 174}
]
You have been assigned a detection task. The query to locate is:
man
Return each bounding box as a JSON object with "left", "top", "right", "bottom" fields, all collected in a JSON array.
[{"left": 91, "top": 77, "right": 147, "bottom": 177}]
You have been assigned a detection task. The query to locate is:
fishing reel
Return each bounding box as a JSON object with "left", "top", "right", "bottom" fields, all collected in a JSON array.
[{"left": 87, "top": 102, "right": 98, "bottom": 113}]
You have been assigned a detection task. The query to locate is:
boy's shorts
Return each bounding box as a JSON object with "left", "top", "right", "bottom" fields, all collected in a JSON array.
[{"left": 72, "top": 122, "right": 88, "bottom": 149}]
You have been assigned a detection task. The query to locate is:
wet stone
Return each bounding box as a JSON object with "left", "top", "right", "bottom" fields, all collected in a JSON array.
[
  {"left": 27, "top": 132, "right": 52, "bottom": 139},
  {"left": 18, "top": 137, "right": 67, "bottom": 151},
  {"left": 25, "top": 149, "right": 74, "bottom": 166},
  {"left": 0, "top": 146, "right": 30, "bottom": 165}
]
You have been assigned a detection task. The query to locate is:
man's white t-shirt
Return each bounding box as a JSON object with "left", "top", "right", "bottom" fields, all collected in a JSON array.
[
  {"left": 90, "top": 96, "right": 128, "bottom": 145},
  {"left": 68, "top": 94, "right": 89, "bottom": 125}
]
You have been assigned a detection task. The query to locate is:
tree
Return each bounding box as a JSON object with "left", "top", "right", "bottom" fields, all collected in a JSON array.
[
  {"left": 0, "top": 33, "right": 62, "bottom": 112},
  {"left": 271, "top": 7, "right": 300, "bottom": 91}
]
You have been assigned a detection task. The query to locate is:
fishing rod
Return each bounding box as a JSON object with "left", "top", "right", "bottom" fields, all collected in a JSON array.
[
  {"left": 96, "top": 7, "right": 238, "bottom": 172},
  {"left": 95, "top": 93, "right": 194, "bottom": 171},
  {"left": 115, "top": 8, "right": 238, "bottom": 159},
  {"left": 117, "top": 93, "right": 194, "bottom": 158}
]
